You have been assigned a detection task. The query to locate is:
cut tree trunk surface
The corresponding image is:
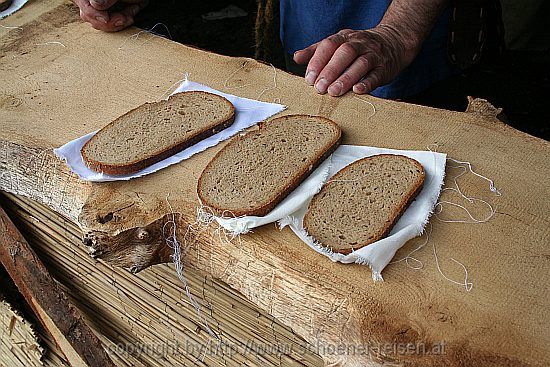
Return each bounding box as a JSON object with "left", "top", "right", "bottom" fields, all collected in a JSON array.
[{"left": 1, "top": 1, "right": 549, "bottom": 366}]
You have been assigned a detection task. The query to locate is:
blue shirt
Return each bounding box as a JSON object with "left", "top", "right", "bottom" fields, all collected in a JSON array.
[{"left": 280, "top": 0, "right": 454, "bottom": 98}]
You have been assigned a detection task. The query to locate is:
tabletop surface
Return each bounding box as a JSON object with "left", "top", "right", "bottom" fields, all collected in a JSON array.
[{"left": 1, "top": 1, "right": 549, "bottom": 366}]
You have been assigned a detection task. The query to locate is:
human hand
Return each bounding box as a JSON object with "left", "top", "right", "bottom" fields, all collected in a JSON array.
[
  {"left": 74, "top": 0, "right": 149, "bottom": 32},
  {"left": 293, "top": 27, "right": 415, "bottom": 97}
]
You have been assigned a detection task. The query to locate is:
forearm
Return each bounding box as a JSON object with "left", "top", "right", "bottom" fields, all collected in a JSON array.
[{"left": 378, "top": 0, "right": 449, "bottom": 63}]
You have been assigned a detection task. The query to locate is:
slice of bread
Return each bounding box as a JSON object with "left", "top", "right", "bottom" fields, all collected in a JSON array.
[
  {"left": 197, "top": 115, "right": 342, "bottom": 217},
  {"left": 303, "top": 154, "right": 425, "bottom": 254},
  {"left": 81, "top": 91, "right": 235, "bottom": 175}
]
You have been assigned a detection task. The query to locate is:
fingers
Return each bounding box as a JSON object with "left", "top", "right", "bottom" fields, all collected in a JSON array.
[
  {"left": 303, "top": 29, "right": 353, "bottom": 86},
  {"left": 297, "top": 29, "right": 398, "bottom": 97},
  {"left": 353, "top": 67, "right": 384, "bottom": 95},
  {"left": 315, "top": 41, "right": 362, "bottom": 95},
  {"left": 76, "top": 0, "right": 145, "bottom": 32},
  {"left": 293, "top": 42, "right": 318, "bottom": 66},
  {"left": 75, "top": 0, "right": 112, "bottom": 30},
  {"left": 326, "top": 53, "right": 375, "bottom": 96},
  {"left": 89, "top": 0, "right": 119, "bottom": 11},
  {"left": 107, "top": 2, "right": 143, "bottom": 30}
]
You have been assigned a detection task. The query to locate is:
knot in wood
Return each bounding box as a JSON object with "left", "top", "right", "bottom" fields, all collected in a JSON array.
[{"left": 136, "top": 228, "right": 149, "bottom": 240}]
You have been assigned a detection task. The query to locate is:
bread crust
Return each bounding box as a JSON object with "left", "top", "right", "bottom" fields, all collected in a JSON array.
[
  {"left": 303, "top": 154, "right": 425, "bottom": 254},
  {"left": 0, "top": 0, "right": 12, "bottom": 12},
  {"left": 81, "top": 91, "right": 235, "bottom": 175},
  {"left": 197, "top": 115, "right": 342, "bottom": 217}
]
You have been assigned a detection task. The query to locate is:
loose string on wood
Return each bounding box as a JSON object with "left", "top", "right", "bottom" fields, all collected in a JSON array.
[
  {"left": 163, "top": 194, "right": 220, "bottom": 341},
  {"left": 118, "top": 22, "right": 173, "bottom": 51}
]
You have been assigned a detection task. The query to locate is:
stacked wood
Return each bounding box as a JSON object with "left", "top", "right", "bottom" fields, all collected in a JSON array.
[
  {"left": 0, "top": 299, "right": 45, "bottom": 367},
  {"left": 0, "top": 259, "right": 69, "bottom": 366},
  {"left": 0, "top": 201, "right": 115, "bottom": 366},
  {"left": 1, "top": 191, "right": 323, "bottom": 367},
  {"left": 0, "top": 267, "right": 70, "bottom": 367}
]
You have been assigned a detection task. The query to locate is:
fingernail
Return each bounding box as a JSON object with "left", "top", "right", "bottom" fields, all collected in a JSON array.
[
  {"left": 315, "top": 77, "right": 329, "bottom": 94},
  {"left": 115, "top": 19, "right": 125, "bottom": 27},
  {"left": 96, "top": 16, "right": 108, "bottom": 24},
  {"left": 328, "top": 81, "right": 343, "bottom": 96},
  {"left": 91, "top": 0, "right": 106, "bottom": 5},
  {"left": 305, "top": 70, "right": 317, "bottom": 86},
  {"left": 354, "top": 82, "right": 366, "bottom": 93}
]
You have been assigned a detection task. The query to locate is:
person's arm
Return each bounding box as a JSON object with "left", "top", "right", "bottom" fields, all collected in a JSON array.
[
  {"left": 293, "top": 0, "right": 449, "bottom": 96},
  {"left": 74, "top": 0, "right": 149, "bottom": 32}
]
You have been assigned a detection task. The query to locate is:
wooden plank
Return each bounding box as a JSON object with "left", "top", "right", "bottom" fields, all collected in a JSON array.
[
  {"left": 0, "top": 204, "right": 116, "bottom": 367},
  {"left": 1, "top": 1, "right": 549, "bottom": 366}
]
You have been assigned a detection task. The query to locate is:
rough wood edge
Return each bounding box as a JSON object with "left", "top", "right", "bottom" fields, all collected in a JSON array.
[{"left": 0, "top": 139, "right": 91, "bottom": 224}]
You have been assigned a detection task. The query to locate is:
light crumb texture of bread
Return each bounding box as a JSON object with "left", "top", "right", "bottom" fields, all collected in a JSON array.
[
  {"left": 82, "top": 91, "right": 234, "bottom": 173},
  {"left": 198, "top": 115, "right": 341, "bottom": 217},
  {"left": 304, "top": 154, "right": 425, "bottom": 253}
]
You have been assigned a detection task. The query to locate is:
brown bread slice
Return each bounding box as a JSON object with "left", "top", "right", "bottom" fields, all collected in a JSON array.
[
  {"left": 81, "top": 91, "right": 235, "bottom": 175},
  {"left": 303, "top": 154, "right": 425, "bottom": 254},
  {"left": 197, "top": 115, "right": 342, "bottom": 217}
]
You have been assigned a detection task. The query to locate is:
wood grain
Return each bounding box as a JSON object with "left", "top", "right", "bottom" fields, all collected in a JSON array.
[{"left": 1, "top": 1, "right": 549, "bottom": 366}]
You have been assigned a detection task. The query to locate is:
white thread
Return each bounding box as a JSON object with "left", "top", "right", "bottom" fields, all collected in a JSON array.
[
  {"left": 353, "top": 96, "right": 376, "bottom": 119},
  {"left": 222, "top": 61, "right": 255, "bottom": 90},
  {"left": 118, "top": 22, "right": 173, "bottom": 50},
  {"left": 35, "top": 41, "right": 66, "bottom": 48},
  {"left": 388, "top": 222, "right": 473, "bottom": 291},
  {"left": 256, "top": 63, "right": 278, "bottom": 100},
  {"left": 0, "top": 24, "right": 23, "bottom": 30},
  {"left": 390, "top": 222, "right": 433, "bottom": 270},
  {"left": 432, "top": 238, "right": 473, "bottom": 292},
  {"left": 435, "top": 197, "right": 496, "bottom": 223},
  {"left": 163, "top": 194, "right": 219, "bottom": 340},
  {"left": 222, "top": 61, "right": 280, "bottom": 102},
  {"left": 196, "top": 204, "right": 250, "bottom": 243},
  {"left": 447, "top": 157, "right": 501, "bottom": 196},
  {"left": 159, "top": 72, "right": 189, "bottom": 99},
  {"left": 435, "top": 158, "right": 500, "bottom": 223}
]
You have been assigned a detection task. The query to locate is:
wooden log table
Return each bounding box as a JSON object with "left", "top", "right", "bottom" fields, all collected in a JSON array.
[{"left": 1, "top": 1, "right": 549, "bottom": 366}]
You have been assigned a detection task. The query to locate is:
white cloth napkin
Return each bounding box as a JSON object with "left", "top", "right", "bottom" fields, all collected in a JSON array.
[
  {"left": 53, "top": 79, "right": 285, "bottom": 182},
  {"left": 280, "top": 145, "right": 446, "bottom": 281},
  {"left": 213, "top": 145, "right": 446, "bottom": 281},
  {"left": 0, "top": 0, "right": 29, "bottom": 19}
]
